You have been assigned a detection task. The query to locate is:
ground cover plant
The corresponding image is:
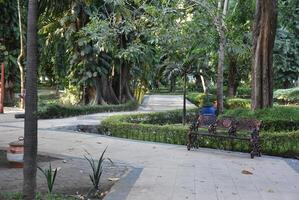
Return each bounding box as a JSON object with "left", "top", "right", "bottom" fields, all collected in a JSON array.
[{"left": 0, "top": 192, "right": 77, "bottom": 200}]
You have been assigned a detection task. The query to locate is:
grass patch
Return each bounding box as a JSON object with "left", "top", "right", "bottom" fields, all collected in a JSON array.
[{"left": 0, "top": 192, "right": 76, "bottom": 200}]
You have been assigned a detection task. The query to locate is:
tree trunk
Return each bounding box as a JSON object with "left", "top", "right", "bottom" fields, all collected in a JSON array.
[
  {"left": 182, "top": 73, "right": 187, "bottom": 125},
  {"left": 227, "top": 56, "right": 238, "bottom": 97},
  {"left": 217, "top": 31, "right": 225, "bottom": 114},
  {"left": 23, "top": 0, "right": 38, "bottom": 199},
  {"left": 216, "top": 0, "right": 229, "bottom": 114},
  {"left": 94, "top": 77, "right": 106, "bottom": 105},
  {"left": 251, "top": 0, "right": 278, "bottom": 110},
  {"left": 200, "top": 74, "right": 206, "bottom": 93},
  {"left": 17, "top": 0, "right": 25, "bottom": 109},
  {"left": 101, "top": 75, "right": 119, "bottom": 104},
  {"left": 120, "top": 62, "right": 134, "bottom": 102}
]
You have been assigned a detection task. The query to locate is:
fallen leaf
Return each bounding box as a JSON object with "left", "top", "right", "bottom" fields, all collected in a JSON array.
[
  {"left": 241, "top": 170, "right": 253, "bottom": 175},
  {"left": 267, "top": 189, "right": 274, "bottom": 193},
  {"left": 108, "top": 177, "right": 120, "bottom": 181}
]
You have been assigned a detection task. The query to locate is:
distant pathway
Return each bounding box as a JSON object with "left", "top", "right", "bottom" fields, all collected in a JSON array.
[{"left": 0, "top": 95, "right": 298, "bottom": 200}]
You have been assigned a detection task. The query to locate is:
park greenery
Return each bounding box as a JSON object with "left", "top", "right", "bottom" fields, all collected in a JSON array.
[
  {"left": 102, "top": 107, "right": 299, "bottom": 157},
  {"left": 0, "top": 0, "right": 298, "bottom": 111},
  {"left": 0, "top": 0, "right": 298, "bottom": 199}
]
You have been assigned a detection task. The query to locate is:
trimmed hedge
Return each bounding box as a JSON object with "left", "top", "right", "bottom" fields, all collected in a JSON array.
[
  {"left": 38, "top": 101, "right": 138, "bottom": 119},
  {"left": 274, "top": 87, "right": 299, "bottom": 104},
  {"left": 221, "top": 106, "right": 299, "bottom": 131},
  {"left": 101, "top": 110, "right": 299, "bottom": 157},
  {"left": 224, "top": 98, "right": 251, "bottom": 109},
  {"left": 187, "top": 93, "right": 250, "bottom": 109}
]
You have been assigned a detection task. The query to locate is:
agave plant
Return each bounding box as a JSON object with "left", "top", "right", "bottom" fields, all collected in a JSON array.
[
  {"left": 37, "top": 163, "right": 58, "bottom": 194},
  {"left": 84, "top": 147, "right": 111, "bottom": 192}
]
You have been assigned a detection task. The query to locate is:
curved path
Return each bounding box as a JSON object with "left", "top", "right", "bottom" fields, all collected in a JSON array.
[{"left": 0, "top": 95, "right": 298, "bottom": 200}]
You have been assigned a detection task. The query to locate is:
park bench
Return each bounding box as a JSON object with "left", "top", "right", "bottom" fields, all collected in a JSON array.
[{"left": 187, "top": 115, "right": 262, "bottom": 158}]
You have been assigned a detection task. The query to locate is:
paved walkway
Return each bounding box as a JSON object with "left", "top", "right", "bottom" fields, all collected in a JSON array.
[{"left": 0, "top": 95, "right": 298, "bottom": 200}]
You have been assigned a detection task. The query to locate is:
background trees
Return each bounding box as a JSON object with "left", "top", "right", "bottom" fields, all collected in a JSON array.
[{"left": 0, "top": 0, "right": 297, "bottom": 111}]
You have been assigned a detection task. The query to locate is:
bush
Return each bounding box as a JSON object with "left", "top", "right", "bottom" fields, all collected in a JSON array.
[
  {"left": 38, "top": 101, "right": 138, "bottom": 119},
  {"left": 235, "top": 87, "right": 251, "bottom": 98},
  {"left": 221, "top": 106, "right": 299, "bottom": 131},
  {"left": 101, "top": 109, "right": 299, "bottom": 157},
  {"left": 186, "top": 93, "right": 199, "bottom": 105},
  {"left": 187, "top": 93, "right": 250, "bottom": 109},
  {"left": 60, "top": 85, "right": 82, "bottom": 105},
  {"left": 186, "top": 93, "right": 216, "bottom": 107},
  {"left": 224, "top": 98, "right": 251, "bottom": 109},
  {"left": 274, "top": 87, "right": 299, "bottom": 104}
]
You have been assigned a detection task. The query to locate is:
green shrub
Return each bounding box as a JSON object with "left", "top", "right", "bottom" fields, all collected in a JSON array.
[
  {"left": 235, "top": 87, "right": 251, "bottom": 98},
  {"left": 221, "top": 106, "right": 299, "bottom": 131},
  {"left": 187, "top": 93, "right": 250, "bottom": 109},
  {"left": 186, "top": 92, "right": 199, "bottom": 105},
  {"left": 121, "top": 108, "right": 197, "bottom": 125},
  {"left": 274, "top": 87, "right": 299, "bottom": 104},
  {"left": 101, "top": 110, "right": 299, "bottom": 157},
  {"left": 60, "top": 85, "right": 82, "bottom": 105},
  {"left": 186, "top": 93, "right": 216, "bottom": 107},
  {"left": 38, "top": 101, "right": 138, "bottom": 119},
  {"left": 224, "top": 98, "right": 251, "bottom": 109}
]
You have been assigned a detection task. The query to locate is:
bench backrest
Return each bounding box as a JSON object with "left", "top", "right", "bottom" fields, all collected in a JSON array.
[{"left": 197, "top": 115, "right": 261, "bottom": 132}]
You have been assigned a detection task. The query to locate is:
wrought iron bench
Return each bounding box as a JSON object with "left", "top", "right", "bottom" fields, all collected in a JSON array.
[{"left": 187, "top": 115, "right": 262, "bottom": 158}]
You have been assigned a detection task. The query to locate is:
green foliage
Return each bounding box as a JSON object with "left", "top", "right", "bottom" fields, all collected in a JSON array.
[
  {"left": 186, "top": 93, "right": 216, "bottom": 107},
  {"left": 187, "top": 92, "right": 251, "bottom": 109},
  {"left": 37, "top": 163, "right": 58, "bottom": 194},
  {"left": 102, "top": 116, "right": 188, "bottom": 145},
  {"left": 221, "top": 106, "right": 299, "bottom": 131},
  {"left": 235, "top": 87, "right": 251, "bottom": 98},
  {"left": 60, "top": 85, "right": 82, "bottom": 105},
  {"left": 102, "top": 109, "right": 299, "bottom": 157},
  {"left": 224, "top": 98, "right": 251, "bottom": 109},
  {"left": 0, "top": 192, "right": 76, "bottom": 200},
  {"left": 84, "top": 147, "right": 109, "bottom": 191},
  {"left": 38, "top": 101, "right": 138, "bottom": 119},
  {"left": 273, "top": 0, "right": 299, "bottom": 88},
  {"left": 274, "top": 88, "right": 299, "bottom": 104}
]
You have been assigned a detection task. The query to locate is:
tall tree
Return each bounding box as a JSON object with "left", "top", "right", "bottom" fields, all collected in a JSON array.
[
  {"left": 23, "top": 0, "right": 38, "bottom": 199},
  {"left": 17, "top": 0, "right": 25, "bottom": 109},
  {"left": 251, "top": 0, "right": 278, "bottom": 110},
  {"left": 216, "top": 0, "right": 229, "bottom": 114}
]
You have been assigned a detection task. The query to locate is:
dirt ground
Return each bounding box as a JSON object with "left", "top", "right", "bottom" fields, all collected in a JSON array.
[{"left": 0, "top": 150, "right": 129, "bottom": 199}]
